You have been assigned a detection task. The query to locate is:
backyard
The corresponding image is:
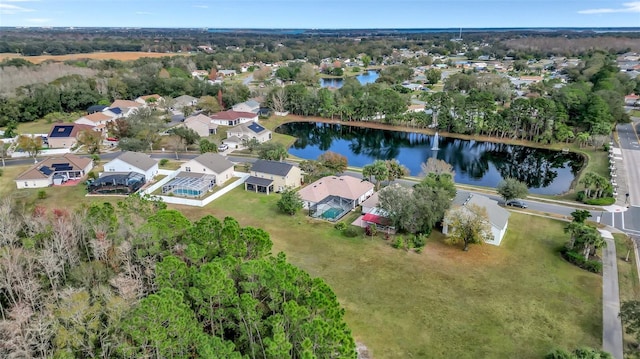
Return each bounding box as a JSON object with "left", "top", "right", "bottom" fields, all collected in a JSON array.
[{"left": 174, "top": 187, "right": 603, "bottom": 359}]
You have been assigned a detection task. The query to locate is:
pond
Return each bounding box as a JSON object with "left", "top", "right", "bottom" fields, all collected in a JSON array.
[
  {"left": 275, "top": 122, "right": 584, "bottom": 195},
  {"left": 320, "top": 70, "right": 380, "bottom": 88}
]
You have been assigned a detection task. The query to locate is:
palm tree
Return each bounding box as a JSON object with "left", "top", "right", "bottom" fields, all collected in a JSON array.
[
  {"left": 579, "top": 172, "right": 598, "bottom": 198},
  {"left": 564, "top": 222, "right": 585, "bottom": 250}
]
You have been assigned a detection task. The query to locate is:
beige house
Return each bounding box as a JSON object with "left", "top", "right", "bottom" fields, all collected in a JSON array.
[
  {"left": 298, "top": 175, "right": 374, "bottom": 221},
  {"left": 74, "top": 112, "right": 114, "bottom": 133},
  {"left": 183, "top": 114, "right": 218, "bottom": 137},
  {"left": 245, "top": 159, "right": 302, "bottom": 194},
  {"left": 15, "top": 153, "right": 93, "bottom": 189},
  {"left": 47, "top": 123, "right": 95, "bottom": 149},
  {"left": 179, "top": 153, "right": 234, "bottom": 187}
]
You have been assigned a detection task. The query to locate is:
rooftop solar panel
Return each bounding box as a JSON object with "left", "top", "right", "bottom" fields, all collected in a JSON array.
[
  {"left": 54, "top": 166, "right": 73, "bottom": 171},
  {"left": 49, "top": 126, "right": 74, "bottom": 138},
  {"left": 51, "top": 163, "right": 70, "bottom": 168},
  {"left": 248, "top": 122, "right": 265, "bottom": 133},
  {"left": 108, "top": 107, "right": 122, "bottom": 114},
  {"left": 39, "top": 166, "right": 53, "bottom": 175}
]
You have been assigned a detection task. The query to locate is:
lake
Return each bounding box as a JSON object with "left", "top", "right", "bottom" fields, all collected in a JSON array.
[
  {"left": 320, "top": 70, "right": 380, "bottom": 88},
  {"left": 275, "top": 122, "right": 584, "bottom": 195}
]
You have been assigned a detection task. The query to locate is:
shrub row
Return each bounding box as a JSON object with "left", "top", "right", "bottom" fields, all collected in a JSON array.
[{"left": 561, "top": 248, "right": 603, "bottom": 273}]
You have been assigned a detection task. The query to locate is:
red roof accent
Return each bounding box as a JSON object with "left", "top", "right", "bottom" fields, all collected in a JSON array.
[{"left": 362, "top": 213, "right": 390, "bottom": 226}]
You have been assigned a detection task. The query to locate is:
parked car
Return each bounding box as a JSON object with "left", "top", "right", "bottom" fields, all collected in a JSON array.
[
  {"left": 218, "top": 144, "right": 229, "bottom": 152},
  {"left": 506, "top": 199, "right": 528, "bottom": 208},
  {"left": 106, "top": 137, "right": 119, "bottom": 142}
]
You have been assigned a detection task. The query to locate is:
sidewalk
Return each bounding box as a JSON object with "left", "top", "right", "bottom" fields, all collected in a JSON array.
[
  {"left": 609, "top": 146, "right": 630, "bottom": 208},
  {"left": 598, "top": 229, "right": 624, "bottom": 359}
]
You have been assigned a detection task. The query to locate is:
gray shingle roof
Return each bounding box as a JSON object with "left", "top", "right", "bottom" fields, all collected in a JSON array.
[
  {"left": 193, "top": 153, "right": 234, "bottom": 174},
  {"left": 251, "top": 160, "right": 295, "bottom": 176},
  {"left": 116, "top": 151, "right": 158, "bottom": 171},
  {"left": 454, "top": 192, "right": 510, "bottom": 230}
]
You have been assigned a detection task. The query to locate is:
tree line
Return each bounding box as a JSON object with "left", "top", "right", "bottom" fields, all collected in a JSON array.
[{"left": 0, "top": 195, "right": 356, "bottom": 358}]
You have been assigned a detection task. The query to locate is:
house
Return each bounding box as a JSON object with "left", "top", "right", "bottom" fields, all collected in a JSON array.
[
  {"left": 135, "top": 94, "right": 163, "bottom": 107},
  {"left": 407, "top": 99, "right": 426, "bottom": 113},
  {"left": 15, "top": 153, "right": 93, "bottom": 189},
  {"left": 184, "top": 114, "right": 219, "bottom": 137},
  {"left": 74, "top": 112, "right": 115, "bottom": 133},
  {"left": 624, "top": 93, "right": 639, "bottom": 106},
  {"left": 109, "top": 100, "right": 144, "bottom": 117},
  {"left": 209, "top": 110, "right": 259, "bottom": 126},
  {"left": 102, "top": 151, "right": 159, "bottom": 182},
  {"left": 173, "top": 95, "right": 198, "bottom": 110},
  {"left": 442, "top": 192, "right": 511, "bottom": 246},
  {"left": 178, "top": 153, "right": 234, "bottom": 186},
  {"left": 232, "top": 99, "right": 261, "bottom": 114},
  {"left": 298, "top": 175, "right": 374, "bottom": 221},
  {"left": 245, "top": 160, "right": 302, "bottom": 194},
  {"left": 224, "top": 122, "right": 272, "bottom": 146},
  {"left": 191, "top": 69, "right": 209, "bottom": 78},
  {"left": 218, "top": 69, "right": 237, "bottom": 77},
  {"left": 47, "top": 123, "right": 95, "bottom": 149}
]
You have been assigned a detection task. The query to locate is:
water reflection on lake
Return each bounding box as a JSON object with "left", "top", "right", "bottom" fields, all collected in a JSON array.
[
  {"left": 275, "top": 122, "right": 584, "bottom": 195},
  {"left": 320, "top": 70, "right": 380, "bottom": 88}
]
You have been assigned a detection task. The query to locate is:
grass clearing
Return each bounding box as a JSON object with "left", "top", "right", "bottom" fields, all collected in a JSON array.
[
  {"left": 614, "top": 234, "right": 640, "bottom": 355},
  {"left": 0, "top": 51, "right": 189, "bottom": 64},
  {"left": 171, "top": 187, "right": 602, "bottom": 359}
]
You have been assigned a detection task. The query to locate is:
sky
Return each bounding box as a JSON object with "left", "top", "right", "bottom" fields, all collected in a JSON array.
[{"left": 0, "top": 0, "right": 639, "bottom": 29}]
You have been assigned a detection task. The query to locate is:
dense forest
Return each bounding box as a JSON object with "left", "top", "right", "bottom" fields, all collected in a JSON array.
[{"left": 0, "top": 195, "right": 356, "bottom": 358}]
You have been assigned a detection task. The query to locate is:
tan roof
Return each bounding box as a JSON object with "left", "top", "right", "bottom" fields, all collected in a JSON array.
[
  {"left": 519, "top": 76, "right": 543, "bottom": 82},
  {"left": 298, "top": 175, "right": 374, "bottom": 203},
  {"left": 80, "top": 112, "right": 113, "bottom": 123},
  {"left": 15, "top": 153, "right": 92, "bottom": 181},
  {"left": 113, "top": 151, "right": 158, "bottom": 171},
  {"left": 138, "top": 94, "right": 161, "bottom": 101},
  {"left": 184, "top": 114, "right": 218, "bottom": 128},
  {"left": 110, "top": 99, "right": 142, "bottom": 108},
  {"left": 191, "top": 153, "right": 234, "bottom": 174}
]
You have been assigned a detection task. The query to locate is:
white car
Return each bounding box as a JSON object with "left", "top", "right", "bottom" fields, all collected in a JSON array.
[{"left": 218, "top": 144, "right": 229, "bottom": 152}]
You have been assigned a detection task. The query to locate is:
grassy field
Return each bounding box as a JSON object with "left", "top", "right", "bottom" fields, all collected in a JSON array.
[
  {"left": 0, "top": 52, "right": 188, "bottom": 64},
  {"left": 614, "top": 234, "right": 640, "bottom": 355},
  {"left": 172, "top": 188, "right": 602, "bottom": 359}
]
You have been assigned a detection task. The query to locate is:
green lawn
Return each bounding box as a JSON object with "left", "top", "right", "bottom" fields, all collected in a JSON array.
[
  {"left": 614, "top": 234, "right": 640, "bottom": 355},
  {"left": 1, "top": 119, "right": 61, "bottom": 135},
  {"left": 171, "top": 188, "right": 602, "bottom": 359}
]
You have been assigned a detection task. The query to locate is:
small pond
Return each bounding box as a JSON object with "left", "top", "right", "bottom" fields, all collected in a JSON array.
[{"left": 320, "top": 70, "right": 380, "bottom": 88}]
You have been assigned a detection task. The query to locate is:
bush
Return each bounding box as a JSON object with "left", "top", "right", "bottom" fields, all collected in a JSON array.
[
  {"left": 583, "top": 260, "right": 602, "bottom": 273},
  {"left": 334, "top": 222, "right": 347, "bottom": 231},
  {"left": 37, "top": 190, "right": 47, "bottom": 199},
  {"left": 412, "top": 234, "right": 427, "bottom": 248},
  {"left": 576, "top": 191, "right": 585, "bottom": 202},
  {"left": 561, "top": 248, "right": 602, "bottom": 273},
  {"left": 87, "top": 171, "right": 98, "bottom": 180},
  {"left": 365, "top": 223, "right": 377, "bottom": 236},
  {"left": 159, "top": 158, "right": 169, "bottom": 166},
  {"left": 584, "top": 197, "right": 615, "bottom": 206},
  {"left": 342, "top": 227, "right": 359, "bottom": 238},
  {"left": 392, "top": 236, "right": 405, "bottom": 249}
]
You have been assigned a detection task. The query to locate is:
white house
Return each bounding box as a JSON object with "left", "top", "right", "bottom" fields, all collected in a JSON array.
[
  {"left": 103, "top": 151, "right": 159, "bottom": 183},
  {"left": 443, "top": 193, "right": 511, "bottom": 246},
  {"left": 225, "top": 122, "right": 272, "bottom": 145},
  {"left": 179, "top": 153, "right": 234, "bottom": 186},
  {"left": 209, "top": 110, "right": 259, "bottom": 126}
]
